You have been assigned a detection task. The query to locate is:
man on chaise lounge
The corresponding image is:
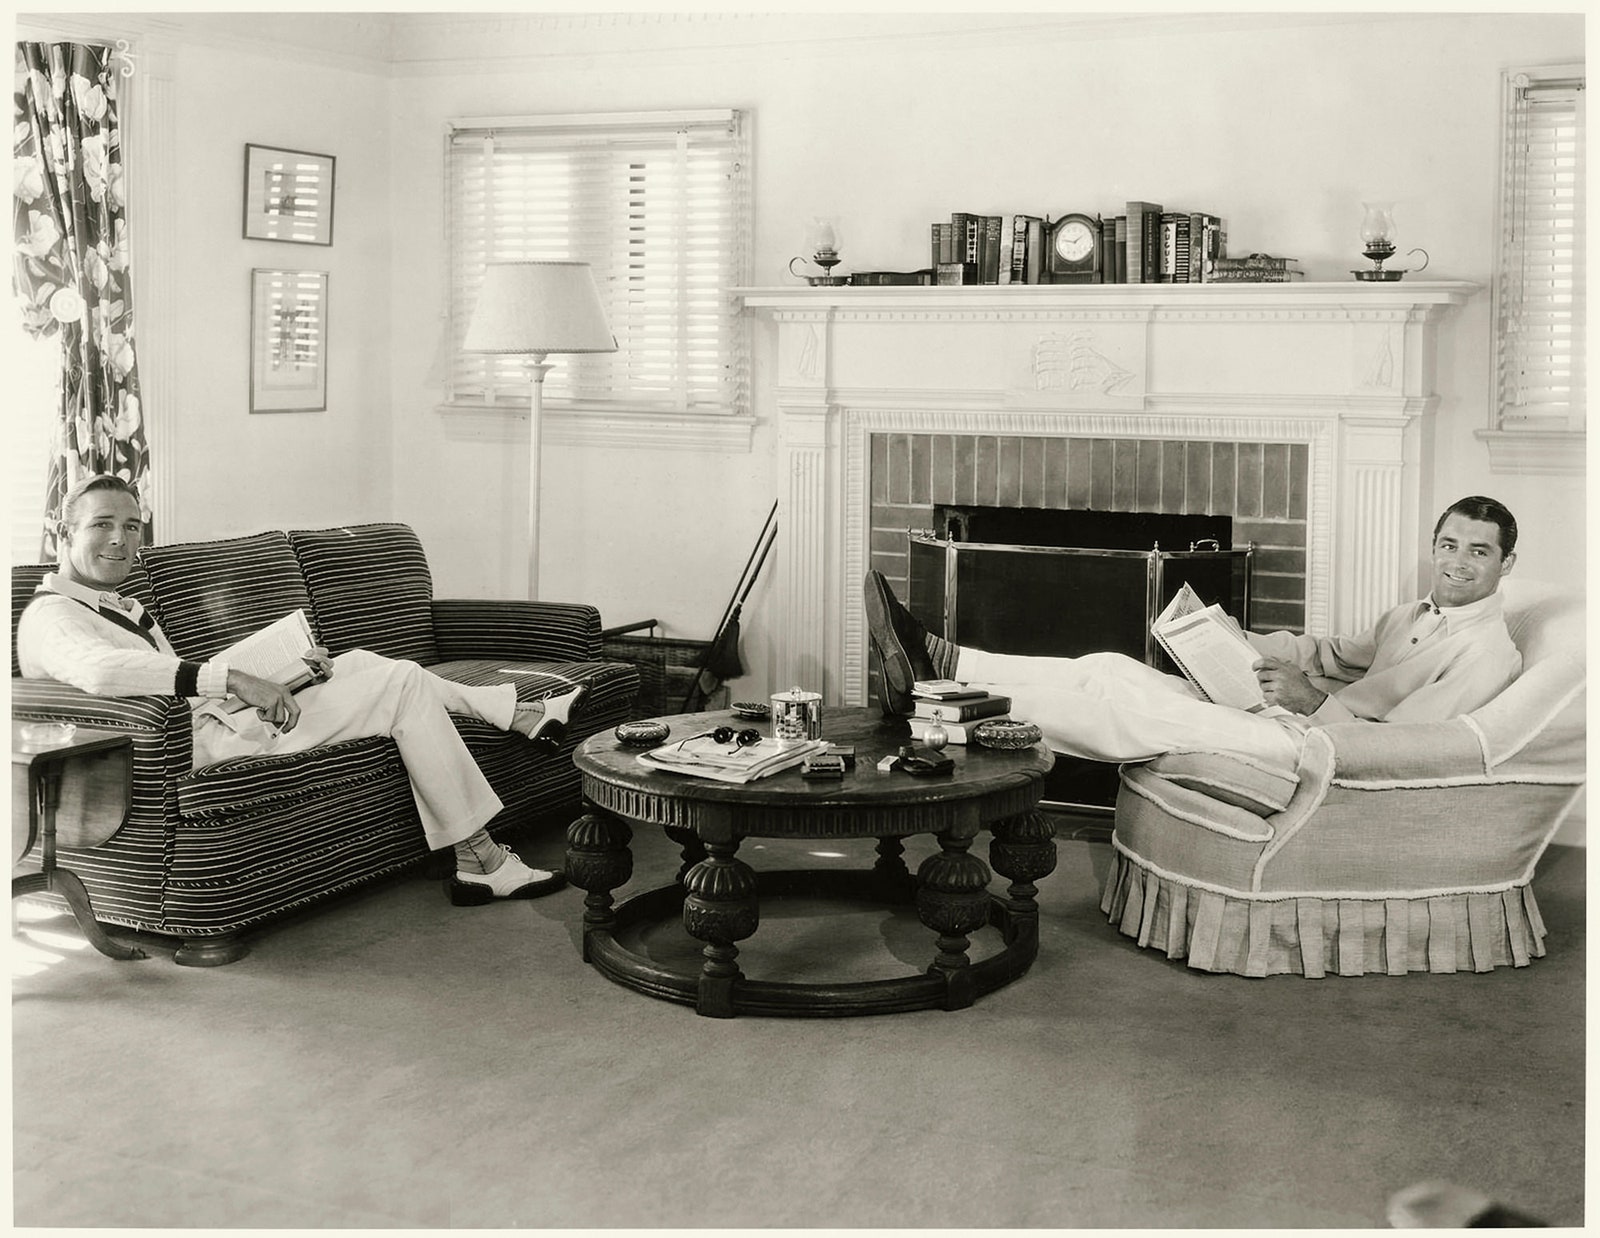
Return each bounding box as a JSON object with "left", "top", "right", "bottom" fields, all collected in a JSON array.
[
  {"left": 17, "top": 474, "right": 581, "bottom": 904},
  {"left": 866, "top": 495, "right": 1523, "bottom": 771}
]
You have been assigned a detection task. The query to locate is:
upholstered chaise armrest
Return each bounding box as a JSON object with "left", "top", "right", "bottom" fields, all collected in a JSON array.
[{"left": 430, "top": 599, "right": 602, "bottom": 662}]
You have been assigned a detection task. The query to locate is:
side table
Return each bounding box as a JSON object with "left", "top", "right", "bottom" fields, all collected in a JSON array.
[{"left": 13, "top": 722, "right": 146, "bottom": 962}]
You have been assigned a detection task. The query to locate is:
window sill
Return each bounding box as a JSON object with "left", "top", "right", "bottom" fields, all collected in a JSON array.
[
  {"left": 437, "top": 402, "right": 756, "bottom": 452},
  {"left": 1476, "top": 428, "right": 1586, "bottom": 475}
]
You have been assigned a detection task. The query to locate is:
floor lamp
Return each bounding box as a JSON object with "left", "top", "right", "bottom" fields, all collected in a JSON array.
[{"left": 462, "top": 260, "right": 616, "bottom": 599}]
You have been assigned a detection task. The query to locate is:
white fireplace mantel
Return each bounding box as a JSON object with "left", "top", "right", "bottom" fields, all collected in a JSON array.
[{"left": 735, "top": 281, "right": 1480, "bottom": 706}]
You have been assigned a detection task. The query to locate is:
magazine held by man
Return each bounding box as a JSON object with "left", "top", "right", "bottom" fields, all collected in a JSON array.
[
  {"left": 215, "top": 608, "right": 330, "bottom": 713},
  {"left": 1151, "top": 583, "right": 1285, "bottom": 715}
]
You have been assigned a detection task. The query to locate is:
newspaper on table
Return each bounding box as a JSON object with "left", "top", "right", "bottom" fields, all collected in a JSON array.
[
  {"left": 637, "top": 735, "right": 828, "bottom": 784},
  {"left": 215, "top": 609, "right": 327, "bottom": 713},
  {"left": 1151, "top": 583, "right": 1283, "bottom": 715}
]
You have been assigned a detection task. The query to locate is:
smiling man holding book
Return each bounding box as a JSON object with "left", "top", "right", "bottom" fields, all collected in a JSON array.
[
  {"left": 17, "top": 474, "right": 581, "bottom": 904},
  {"left": 865, "top": 496, "right": 1523, "bottom": 771}
]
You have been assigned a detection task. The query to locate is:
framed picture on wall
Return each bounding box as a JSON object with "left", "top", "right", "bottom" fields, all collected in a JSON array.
[
  {"left": 250, "top": 269, "right": 328, "bottom": 413},
  {"left": 243, "top": 143, "right": 335, "bottom": 245}
]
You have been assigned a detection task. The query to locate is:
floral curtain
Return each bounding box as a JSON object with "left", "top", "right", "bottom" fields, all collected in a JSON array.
[{"left": 13, "top": 41, "right": 148, "bottom": 559}]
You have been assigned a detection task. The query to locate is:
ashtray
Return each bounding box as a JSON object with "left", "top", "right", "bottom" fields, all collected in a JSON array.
[
  {"left": 615, "top": 720, "right": 670, "bottom": 748},
  {"left": 18, "top": 721, "right": 76, "bottom": 749},
  {"left": 731, "top": 702, "right": 770, "bottom": 721},
  {"left": 972, "top": 719, "right": 1043, "bottom": 750}
]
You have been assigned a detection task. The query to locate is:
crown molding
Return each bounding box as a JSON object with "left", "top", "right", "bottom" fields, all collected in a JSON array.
[
  {"left": 381, "top": 10, "right": 1434, "bottom": 77},
  {"left": 18, "top": 12, "right": 393, "bottom": 76}
]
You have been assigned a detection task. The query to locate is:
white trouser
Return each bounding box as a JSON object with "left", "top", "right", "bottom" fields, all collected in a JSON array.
[
  {"left": 956, "top": 647, "right": 1304, "bottom": 769},
  {"left": 194, "top": 649, "right": 516, "bottom": 850}
]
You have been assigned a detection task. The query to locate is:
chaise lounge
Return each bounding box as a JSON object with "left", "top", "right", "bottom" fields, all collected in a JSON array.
[
  {"left": 11, "top": 522, "right": 638, "bottom": 965},
  {"left": 1102, "top": 581, "right": 1586, "bottom": 977}
]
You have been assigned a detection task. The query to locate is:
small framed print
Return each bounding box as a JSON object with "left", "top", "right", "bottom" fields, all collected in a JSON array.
[
  {"left": 250, "top": 269, "right": 328, "bottom": 413},
  {"left": 243, "top": 143, "right": 335, "bottom": 245}
]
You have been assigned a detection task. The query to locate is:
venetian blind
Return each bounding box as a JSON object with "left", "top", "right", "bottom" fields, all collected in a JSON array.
[
  {"left": 446, "top": 109, "right": 749, "bottom": 416},
  {"left": 1495, "top": 69, "right": 1585, "bottom": 430}
]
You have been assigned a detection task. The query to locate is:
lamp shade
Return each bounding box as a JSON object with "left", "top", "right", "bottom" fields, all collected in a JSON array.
[{"left": 462, "top": 260, "right": 616, "bottom": 355}]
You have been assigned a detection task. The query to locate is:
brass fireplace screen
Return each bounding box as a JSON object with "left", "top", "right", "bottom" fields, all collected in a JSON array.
[{"left": 906, "top": 508, "right": 1253, "bottom": 669}]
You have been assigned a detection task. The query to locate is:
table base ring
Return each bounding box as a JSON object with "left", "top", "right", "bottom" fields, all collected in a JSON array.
[{"left": 580, "top": 869, "right": 1039, "bottom": 1018}]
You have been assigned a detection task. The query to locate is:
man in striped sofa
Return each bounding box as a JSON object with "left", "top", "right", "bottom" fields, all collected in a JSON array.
[{"left": 18, "top": 474, "right": 576, "bottom": 904}]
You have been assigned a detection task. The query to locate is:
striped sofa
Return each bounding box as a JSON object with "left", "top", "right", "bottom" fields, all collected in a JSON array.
[
  {"left": 12, "top": 522, "right": 638, "bottom": 965},
  {"left": 1102, "top": 581, "right": 1586, "bottom": 977}
]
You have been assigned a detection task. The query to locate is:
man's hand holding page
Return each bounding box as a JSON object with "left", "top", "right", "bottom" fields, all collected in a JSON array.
[{"left": 1252, "top": 658, "right": 1328, "bottom": 715}]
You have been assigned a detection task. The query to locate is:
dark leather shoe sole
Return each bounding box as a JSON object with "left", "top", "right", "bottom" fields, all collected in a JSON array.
[
  {"left": 445, "top": 869, "right": 568, "bottom": 906},
  {"left": 864, "top": 573, "right": 919, "bottom": 716}
]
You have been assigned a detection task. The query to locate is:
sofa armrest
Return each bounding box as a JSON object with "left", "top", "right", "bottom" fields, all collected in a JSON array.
[
  {"left": 430, "top": 599, "right": 602, "bottom": 662},
  {"left": 12, "top": 677, "right": 193, "bottom": 741}
]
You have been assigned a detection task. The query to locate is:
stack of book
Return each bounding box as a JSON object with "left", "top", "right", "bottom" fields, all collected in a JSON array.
[
  {"left": 906, "top": 681, "right": 1011, "bottom": 745},
  {"left": 1201, "top": 253, "right": 1305, "bottom": 283},
  {"left": 930, "top": 205, "right": 1227, "bottom": 286},
  {"left": 1104, "top": 204, "right": 1227, "bottom": 284},
  {"left": 637, "top": 735, "right": 828, "bottom": 784},
  {"left": 931, "top": 212, "right": 1008, "bottom": 285}
]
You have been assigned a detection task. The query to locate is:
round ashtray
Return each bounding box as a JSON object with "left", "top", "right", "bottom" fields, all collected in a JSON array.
[
  {"left": 731, "top": 702, "right": 770, "bottom": 721},
  {"left": 615, "top": 720, "right": 670, "bottom": 747},
  {"left": 972, "top": 719, "right": 1043, "bottom": 750},
  {"left": 18, "top": 722, "right": 76, "bottom": 749}
]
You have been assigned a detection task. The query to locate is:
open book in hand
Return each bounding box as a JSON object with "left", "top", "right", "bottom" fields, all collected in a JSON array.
[
  {"left": 216, "top": 609, "right": 330, "bottom": 713},
  {"left": 1152, "top": 583, "right": 1283, "bottom": 715}
]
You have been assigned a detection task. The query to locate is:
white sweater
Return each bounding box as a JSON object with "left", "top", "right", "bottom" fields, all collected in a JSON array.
[{"left": 16, "top": 578, "right": 231, "bottom": 701}]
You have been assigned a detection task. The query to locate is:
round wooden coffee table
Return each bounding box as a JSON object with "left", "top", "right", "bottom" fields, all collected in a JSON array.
[{"left": 565, "top": 707, "right": 1056, "bottom": 1018}]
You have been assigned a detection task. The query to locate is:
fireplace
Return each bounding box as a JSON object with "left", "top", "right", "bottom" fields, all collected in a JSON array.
[{"left": 737, "top": 281, "right": 1478, "bottom": 707}]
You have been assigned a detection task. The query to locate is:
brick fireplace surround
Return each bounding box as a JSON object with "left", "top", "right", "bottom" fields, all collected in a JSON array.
[{"left": 738, "top": 283, "right": 1478, "bottom": 705}]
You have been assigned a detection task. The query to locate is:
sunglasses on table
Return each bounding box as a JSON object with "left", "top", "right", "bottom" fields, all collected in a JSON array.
[{"left": 677, "top": 726, "right": 763, "bottom": 751}]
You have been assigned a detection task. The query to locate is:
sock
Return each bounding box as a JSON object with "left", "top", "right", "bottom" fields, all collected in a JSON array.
[
  {"left": 926, "top": 631, "right": 959, "bottom": 679},
  {"left": 453, "top": 828, "right": 509, "bottom": 875}
]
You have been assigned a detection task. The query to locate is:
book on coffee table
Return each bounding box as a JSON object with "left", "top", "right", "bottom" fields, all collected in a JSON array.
[
  {"left": 907, "top": 715, "right": 1010, "bottom": 745},
  {"left": 911, "top": 680, "right": 988, "bottom": 702},
  {"left": 913, "top": 693, "right": 1010, "bottom": 722}
]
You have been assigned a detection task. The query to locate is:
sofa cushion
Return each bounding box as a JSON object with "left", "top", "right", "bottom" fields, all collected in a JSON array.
[
  {"left": 139, "top": 532, "right": 316, "bottom": 662},
  {"left": 289, "top": 524, "right": 438, "bottom": 665},
  {"left": 1134, "top": 749, "right": 1299, "bottom": 816}
]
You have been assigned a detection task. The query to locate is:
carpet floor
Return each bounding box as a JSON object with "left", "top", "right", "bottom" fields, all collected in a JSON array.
[{"left": 11, "top": 823, "right": 1586, "bottom": 1228}]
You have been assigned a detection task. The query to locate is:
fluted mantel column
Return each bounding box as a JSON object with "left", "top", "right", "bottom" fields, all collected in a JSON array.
[{"left": 772, "top": 311, "right": 838, "bottom": 699}]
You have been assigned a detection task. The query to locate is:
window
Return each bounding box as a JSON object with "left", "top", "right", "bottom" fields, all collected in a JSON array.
[
  {"left": 445, "top": 109, "right": 751, "bottom": 441},
  {"left": 1483, "top": 65, "right": 1585, "bottom": 471}
]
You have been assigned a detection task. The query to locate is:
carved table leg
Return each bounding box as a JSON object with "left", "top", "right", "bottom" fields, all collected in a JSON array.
[
  {"left": 988, "top": 810, "right": 1058, "bottom": 913},
  {"left": 565, "top": 810, "right": 634, "bottom": 959},
  {"left": 915, "top": 832, "right": 993, "bottom": 1010},
  {"left": 872, "top": 836, "right": 914, "bottom": 900},
  {"left": 13, "top": 870, "right": 148, "bottom": 961},
  {"left": 681, "top": 839, "right": 759, "bottom": 1018},
  {"left": 662, "top": 823, "right": 707, "bottom": 886}
]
